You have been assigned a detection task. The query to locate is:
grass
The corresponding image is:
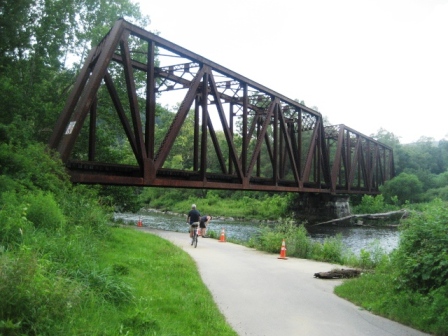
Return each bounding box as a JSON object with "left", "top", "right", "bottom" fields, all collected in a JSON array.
[
  {"left": 334, "top": 271, "right": 448, "bottom": 335},
  {"left": 0, "top": 225, "right": 237, "bottom": 336},
  {"left": 3, "top": 212, "right": 445, "bottom": 335},
  {"left": 334, "top": 200, "right": 448, "bottom": 336},
  {"left": 94, "top": 226, "right": 237, "bottom": 336}
]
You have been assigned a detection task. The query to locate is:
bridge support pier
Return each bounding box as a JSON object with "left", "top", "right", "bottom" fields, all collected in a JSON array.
[{"left": 293, "top": 194, "right": 351, "bottom": 225}]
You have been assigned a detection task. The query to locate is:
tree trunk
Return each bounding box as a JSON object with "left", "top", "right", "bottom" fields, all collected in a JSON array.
[
  {"left": 309, "top": 209, "right": 409, "bottom": 226},
  {"left": 314, "top": 268, "right": 361, "bottom": 279}
]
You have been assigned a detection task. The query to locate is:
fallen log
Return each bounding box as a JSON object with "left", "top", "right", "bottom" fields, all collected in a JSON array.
[
  {"left": 310, "top": 209, "right": 409, "bottom": 226},
  {"left": 314, "top": 268, "right": 361, "bottom": 279}
]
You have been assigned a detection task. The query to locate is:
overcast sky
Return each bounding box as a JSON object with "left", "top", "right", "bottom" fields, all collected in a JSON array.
[{"left": 135, "top": 0, "right": 448, "bottom": 144}]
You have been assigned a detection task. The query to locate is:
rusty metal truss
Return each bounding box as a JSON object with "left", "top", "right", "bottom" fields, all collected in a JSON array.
[
  {"left": 48, "top": 19, "right": 394, "bottom": 194},
  {"left": 325, "top": 124, "right": 395, "bottom": 193}
]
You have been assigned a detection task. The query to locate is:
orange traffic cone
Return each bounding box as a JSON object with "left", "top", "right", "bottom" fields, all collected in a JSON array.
[
  {"left": 137, "top": 218, "right": 143, "bottom": 227},
  {"left": 278, "top": 239, "right": 288, "bottom": 260},
  {"left": 218, "top": 228, "right": 226, "bottom": 242}
]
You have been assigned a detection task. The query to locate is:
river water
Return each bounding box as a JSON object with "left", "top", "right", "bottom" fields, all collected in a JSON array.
[{"left": 114, "top": 210, "right": 400, "bottom": 255}]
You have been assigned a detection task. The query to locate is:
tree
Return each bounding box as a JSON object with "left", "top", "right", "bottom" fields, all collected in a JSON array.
[
  {"left": 370, "top": 128, "right": 407, "bottom": 173},
  {"left": 380, "top": 172, "right": 423, "bottom": 205},
  {"left": 436, "top": 139, "right": 448, "bottom": 173},
  {"left": 370, "top": 128, "right": 401, "bottom": 148},
  {"left": 400, "top": 137, "right": 439, "bottom": 174},
  {"left": 0, "top": 0, "right": 151, "bottom": 211},
  {"left": 0, "top": 0, "right": 149, "bottom": 144}
]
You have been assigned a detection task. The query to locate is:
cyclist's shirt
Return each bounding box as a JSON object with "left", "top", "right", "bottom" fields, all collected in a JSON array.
[{"left": 188, "top": 209, "right": 200, "bottom": 224}]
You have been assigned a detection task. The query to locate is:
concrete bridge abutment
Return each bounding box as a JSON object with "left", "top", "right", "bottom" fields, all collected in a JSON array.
[{"left": 292, "top": 194, "right": 351, "bottom": 225}]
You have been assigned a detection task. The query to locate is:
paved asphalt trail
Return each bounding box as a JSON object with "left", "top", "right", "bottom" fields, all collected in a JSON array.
[{"left": 137, "top": 227, "right": 430, "bottom": 336}]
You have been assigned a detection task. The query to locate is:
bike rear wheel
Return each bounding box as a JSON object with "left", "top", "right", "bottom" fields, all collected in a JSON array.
[{"left": 194, "top": 230, "right": 198, "bottom": 248}]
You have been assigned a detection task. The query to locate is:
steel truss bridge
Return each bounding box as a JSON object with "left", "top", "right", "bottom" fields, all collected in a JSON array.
[{"left": 49, "top": 19, "right": 394, "bottom": 194}]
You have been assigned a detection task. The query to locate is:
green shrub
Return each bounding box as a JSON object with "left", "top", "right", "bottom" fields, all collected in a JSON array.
[
  {"left": 25, "top": 192, "right": 66, "bottom": 230},
  {"left": 248, "top": 224, "right": 282, "bottom": 253},
  {"left": 0, "top": 252, "right": 85, "bottom": 335},
  {"left": 98, "top": 185, "right": 143, "bottom": 213},
  {"left": 286, "top": 224, "right": 316, "bottom": 259},
  {"left": 58, "top": 185, "right": 111, "bottom": 237},
  {"left": 352, "top": 194, "right": 398, "bottom": 214},
  {"left": 0, "top": 192, "right": 33, "bottom": 249},
  {"left": 0, "top": 143, "right": 70, "bottom": 196},
  {"left": 392, "top": 199, "right": 448, "bottom": 293},
  {"left": 348, "top": 240, "right": 390, "bottom": 270},
  {"left": 426, "top": 284, "right": 448, "bottom": 334},
  {"left": 316, "top": 234, "right": 345, "bottom": 264},
  {"left": 258, "top": 194, "right": 288, "bottom": 219},
  {"left": 422, "top": 185, "right": 448, "bottom": 202},
  {"left": 380, "top": 172, "right": 423, "bottom": 205},
  {"left": 249, "top": 219, "right": 338, "bottom": 261}
]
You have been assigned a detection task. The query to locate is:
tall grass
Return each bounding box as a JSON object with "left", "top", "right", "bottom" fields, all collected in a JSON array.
[
  {"left": 0, "top": 225, "right": 237, "bottom": 335},
  {"left": 94, "top": 227, "right": 237, "bottom": 336},
  {"left": 0, "top": 147, "right": 236, "bottom": 335},
  {"left": 246, "top": 218, "right": 388, "bottom": 268}
]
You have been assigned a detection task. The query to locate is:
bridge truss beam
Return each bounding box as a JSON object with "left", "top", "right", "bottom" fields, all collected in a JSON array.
[{"left": 49, "top": 19, "right": 394, "bottom": 194}]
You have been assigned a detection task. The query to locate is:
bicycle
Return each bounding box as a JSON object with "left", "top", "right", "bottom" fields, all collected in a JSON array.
[{"left": 190, "top": 223, "right": 199, "bottom": 248}]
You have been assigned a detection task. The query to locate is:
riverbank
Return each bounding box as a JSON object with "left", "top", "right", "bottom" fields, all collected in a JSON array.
[
  {"left": 138, "top": 226, "right": 430, "bottom": 336},
  {"left": 139, "top": 207, "right": 279, "bottom": 223},
  {"left": 116, "top": 210, "right": 400, "bottom": 256},
  {"left": 133, "top": 200, "right": 448, "bottom": 335}
]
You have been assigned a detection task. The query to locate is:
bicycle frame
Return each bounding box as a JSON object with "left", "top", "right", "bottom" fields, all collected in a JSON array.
[{"left": 191, "top": 224, "right": 199, "bottom": 248}]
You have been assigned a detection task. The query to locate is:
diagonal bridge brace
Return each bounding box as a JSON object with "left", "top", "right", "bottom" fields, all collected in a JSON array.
[{"left": 49, "top": 19, "right": 394, "bottom": 194}]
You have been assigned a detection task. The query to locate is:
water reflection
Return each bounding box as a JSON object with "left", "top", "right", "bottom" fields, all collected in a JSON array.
[
  {"left": 306, "top": 225, "right": 399, "bottom": 255},
  {"left": 114, "top": 211, "right": 262, "bottom": 242},
  {"left": 114, "top": 211, "right": 400, "bottom": 255}
]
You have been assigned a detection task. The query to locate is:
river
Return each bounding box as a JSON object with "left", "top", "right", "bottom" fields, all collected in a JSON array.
[{"left": 114, "top": 210, "right": 400, "bottom": 255}]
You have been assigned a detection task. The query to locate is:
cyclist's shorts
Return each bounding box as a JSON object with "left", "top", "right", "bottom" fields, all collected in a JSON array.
[{"left": 190, "top": 222, "right": 199, "bottom": 228}]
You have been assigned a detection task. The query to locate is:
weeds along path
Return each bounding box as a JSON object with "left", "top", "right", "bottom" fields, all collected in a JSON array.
[{"left": 137, "top": 227, "right": 429, "bottom": 336}]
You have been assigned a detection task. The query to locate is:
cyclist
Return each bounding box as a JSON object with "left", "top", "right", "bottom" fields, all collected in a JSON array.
[{"left": 187, "top": 204, "right": 201, "bottom": 240}]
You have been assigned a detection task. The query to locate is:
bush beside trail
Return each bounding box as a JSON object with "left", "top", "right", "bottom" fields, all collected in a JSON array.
[
  {"left": 335, "top": 199, "right": 448, "bottom": 336},
  {"left": 0, "top": 143, "right": 236, "bottom": 335}
]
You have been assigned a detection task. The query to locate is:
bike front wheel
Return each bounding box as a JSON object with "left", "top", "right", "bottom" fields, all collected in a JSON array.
[{"left": 193, "top": 230, "right": 198, "bottom": 248}]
